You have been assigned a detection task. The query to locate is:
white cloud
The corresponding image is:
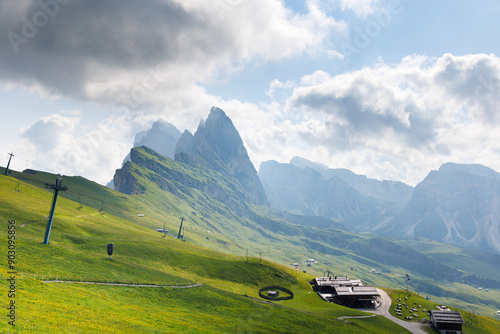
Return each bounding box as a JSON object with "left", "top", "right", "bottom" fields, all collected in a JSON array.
[
  {"left": 3, "top": 1, "right": 500, "bottom": 189},
  {"left": 21, "top": 114, "right": 79, "bottom": 151},
  {"left": 278, "top": 53, "right": 500, "bottom": 185},
  {"left": 0, "top": 0, "right": 347, "bottom": 184},
  {"left": 19, "top": 113, "right": 137, "bottom": 184},
  {"left": 336, "top": 0, "right": 381, "bottom": 18},
  {"left": 0, "top": 0, "right": 344, "bottom": 111},
  {"left": 325, "top": 49, "right": 345, "bottom": 60},
  {"left": 266, "top": 79, "right": 296, "bottom": 99},
  {"left": 10, "top": 53, "right": 500, "bottom": 187}
]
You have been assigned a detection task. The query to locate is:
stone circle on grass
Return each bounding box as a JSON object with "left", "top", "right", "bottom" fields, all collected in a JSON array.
[{"left": 258, "top": 286, "right": 294, "bottom": 301}]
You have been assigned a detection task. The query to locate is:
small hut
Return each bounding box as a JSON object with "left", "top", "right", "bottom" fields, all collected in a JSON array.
[{"left": 428, "top": 310, "right": 464, "bottom": 334}]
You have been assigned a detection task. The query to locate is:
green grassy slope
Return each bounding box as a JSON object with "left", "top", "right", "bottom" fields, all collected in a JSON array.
[
  {"left": 403, "top": 236, "right": 500, "bottom": 281},
  {"left": 3, "top": 148, "right": 500, "bottom": 319},
  {"left": 1, "top": 175, "right": 411, "bottom": 333},
  {"left": 112, "top": 148, "right": 500, "bottom": 317}
]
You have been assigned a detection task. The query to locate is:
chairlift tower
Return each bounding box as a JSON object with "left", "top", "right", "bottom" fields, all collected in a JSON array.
[
  {"left": 42, "top": 176, "right": 67, "bottom": 244},
  {"left": 4, "top": 152, "right": 14, "bottom": 175},
  {"left": 177, "top": 217, "right": 185, "bottom": 239}
]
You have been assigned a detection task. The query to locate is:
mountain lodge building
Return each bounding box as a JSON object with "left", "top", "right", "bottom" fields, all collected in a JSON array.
[{"left": 309, "top": 276, "right": 379, "bottom": 308}]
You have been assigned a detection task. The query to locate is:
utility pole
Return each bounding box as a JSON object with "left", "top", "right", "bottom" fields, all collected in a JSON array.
[
  {"left": 42, "top": 176, "right": 67, "bottom": 244},
  {"left": 177, "top": 217, "right": 185, "bottom": 239},
  {"left": 4, "top": 152, "right": 14, "bottom": 175}
]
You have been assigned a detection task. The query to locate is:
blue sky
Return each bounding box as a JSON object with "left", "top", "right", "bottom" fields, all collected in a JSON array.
[{"left": 1, "top": 0, "right": 500, "bottom": 185}]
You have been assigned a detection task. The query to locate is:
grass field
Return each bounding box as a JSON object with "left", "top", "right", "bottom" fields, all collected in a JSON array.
[
  {"left": 1, "top": 169, "right": 499, "bottom": 333},
  {"left": 1, "top": 175, "right": 413, "bottom": 333}
]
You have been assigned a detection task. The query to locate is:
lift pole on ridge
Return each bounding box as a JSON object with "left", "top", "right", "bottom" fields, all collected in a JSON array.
[
  {"left": 43, "top": 175, "right": 68, "bottom": 244},
  {"left": 4, "top": 152, "right": 14, "bottom": 176},
  {"left": 177, "top": 217, "right": 185, "bottom": 239}
]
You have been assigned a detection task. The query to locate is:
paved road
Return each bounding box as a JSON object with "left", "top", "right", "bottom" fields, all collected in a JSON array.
[{"left": 360, "top": 289, "right": 427, "bottom": 334}]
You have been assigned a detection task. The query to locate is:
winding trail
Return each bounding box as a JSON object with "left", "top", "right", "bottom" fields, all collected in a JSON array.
[
  {"left": 337, "top": 314, "right": 376, "bottom": 321},
  {"left": 43, "top": 280, "right": 203, "bottom": 289}
]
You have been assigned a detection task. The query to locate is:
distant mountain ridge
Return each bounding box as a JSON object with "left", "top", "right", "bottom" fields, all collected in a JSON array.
[
  {"left": 285, "top": 157, "right": 413, "bottom": 207},
  {"left": 259, "top": 160, "right": 380, "bottom": 228},
  {"left": 259, "top": 159, "right": 413, "bottom": 226},
  {"left": 115, "top": 107, "right": 500, "bottom": 254},
  {"left": 260, "top": 158, "right": 500, "bottom": 254},
  {"left": 380, "top": 163, "right": 500, "bottom": 253}
]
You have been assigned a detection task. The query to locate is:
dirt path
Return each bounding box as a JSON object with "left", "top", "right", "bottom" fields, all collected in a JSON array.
[
  {"left": 337, "top": 314, "right": 376, "bottom": 321},
  {"left": 43, "top": 280, "right": 203, "bottom": 288}
]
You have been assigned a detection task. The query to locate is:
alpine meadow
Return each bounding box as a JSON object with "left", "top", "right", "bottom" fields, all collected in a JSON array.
[{"left": 2, "top": 1, "right": 500, "bottom": 333}]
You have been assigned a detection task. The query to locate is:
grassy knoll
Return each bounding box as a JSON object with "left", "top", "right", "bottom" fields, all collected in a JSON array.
[
  {"left": 0, "top": 175, "right": 409, "bottom": 333},
  {"left": 385, "top": 289, "right": 500, "bottom": 334},
  {"left": 402, "top": 237, "right": 500, "bottom": 281},
  {"left": 408, "top": 278, "right": 500, "bottom": 317}
]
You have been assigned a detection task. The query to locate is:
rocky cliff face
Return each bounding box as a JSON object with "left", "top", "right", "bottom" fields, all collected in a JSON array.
[
  {"left": 113, "top": 162, "right": 146, "bottom": 195},
  {"left": 175, "top": 130, "right": 194, "bottom": 159},
  {"left": 382, "top": 163, "right": 500, "bottom": 253},
  {"left": 175, "top": 107, "right": 269, "bottom": 205}
]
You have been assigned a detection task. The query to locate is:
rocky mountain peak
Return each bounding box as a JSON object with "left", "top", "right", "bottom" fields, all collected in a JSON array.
[
  {"left": 134, "top": 120, "right": 182, "bottom": 159},
  {"left": 174, "top": 130, "right": 194, "bottom": 159},
  {"left": 175, "top": 106, "right": 269, "bottom": 205},
  {"left": 122, "top": 119, "right": 182, "bottom": 166},
  {"left": 207, "top": 106, "right": 227, "bottom": 121}
]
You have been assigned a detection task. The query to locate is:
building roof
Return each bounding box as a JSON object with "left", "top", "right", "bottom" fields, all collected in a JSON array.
[
  {"left": 429, "top": 310, "right": 464, "bottom": 324},
  {"left": 334, "top": 286, "right": 379, "bottom": 296},
  {"left": 315, "top": 276, "right": 349, "bottom": 282},
  {"left": 313, "top": 277, "right": 363, "bottom": 288}
]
